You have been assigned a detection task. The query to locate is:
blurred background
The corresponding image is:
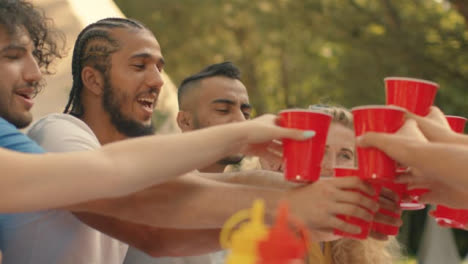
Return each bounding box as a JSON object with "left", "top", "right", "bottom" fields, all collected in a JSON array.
[
  {"left": 33, "top": 0, "right": 468, "bottom": 263},
  {"left": 113, "top": 1, "right": 468, "bottom": 259}
]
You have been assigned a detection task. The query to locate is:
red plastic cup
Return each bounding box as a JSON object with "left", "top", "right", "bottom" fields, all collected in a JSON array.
[
  {"left": 393, "top": 168, "right": 426, "bottom": 210},
  {"left": 432, "top": 206, "right": 468, "bottom": 229},
  {"left": 333, "top": 167, "right": 380, "bottom": 239},
  {"left": 279, "top": 109, "right": 332, "bottom": 183},
  {"left": 446, "top": 115, "right": 467, "bottom": 133},
  {"left": 352, "top": 105, "right": 405, "bottom": 182},
  {"left": 431, "top": 115, "right": 468, "bottom": 228},
  {"left": 400, "top": 197, "right": 426, "bottom": 210},
  {"left": 372, "top": 180, "right": 404, "bottom": 235},
  {"left": 385, "top": 77, "right": 439, "bottom": 116}
]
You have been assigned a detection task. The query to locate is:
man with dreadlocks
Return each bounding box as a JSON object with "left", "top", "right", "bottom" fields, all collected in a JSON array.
[
  {"left": 22, "top": 16, "right": 380, "bottom": 264},
  {"left": 25, "top": 17, "right": 164, "bottom": 264}
]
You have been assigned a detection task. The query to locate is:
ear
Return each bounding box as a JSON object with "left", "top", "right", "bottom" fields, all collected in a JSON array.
[
  {"left": 177, "top": 111, "right": 194, "bottom": 132},
  {"left": 81, "top": 66, "right": 105, "bottom": 96}
]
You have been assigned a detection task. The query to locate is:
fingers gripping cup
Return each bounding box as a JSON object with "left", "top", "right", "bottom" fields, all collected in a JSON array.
[
  {"left": 352, "top": 105, "right": 405, "bottom": 182},
  {"left": 432, "top": 115, "right": 468, "bottom": 229},
  {"left": 384, "top": 77, "right": 439, "bottom": 116},
  {"left": 372, "top": 181, "right": 405, "bottom": 236},
  {"left": 333, "top": 167, "right": 381, "bottom": 239},
  {"left": 279, "top": 110, "right": 332, "bottom": 182}
]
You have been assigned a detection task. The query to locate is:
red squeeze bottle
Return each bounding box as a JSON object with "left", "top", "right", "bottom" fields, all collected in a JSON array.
[{"left": 257, "top": 203, "right": 307, "bottom": 264}]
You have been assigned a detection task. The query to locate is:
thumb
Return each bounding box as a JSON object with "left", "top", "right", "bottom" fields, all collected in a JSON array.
[
  {"left": 356, "top": 132, "right": 414, "bottom": 164},
  {"left": 277, "top": 127, "right": 316, "bottom": 141}
]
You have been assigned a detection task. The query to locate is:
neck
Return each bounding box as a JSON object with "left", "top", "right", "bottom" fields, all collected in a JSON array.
[
  {"left": 198, "top": 163, "right": 227, "bottom": 173},
  {"left": 79, "top": 101, "right": 127, "bottom": 145}
]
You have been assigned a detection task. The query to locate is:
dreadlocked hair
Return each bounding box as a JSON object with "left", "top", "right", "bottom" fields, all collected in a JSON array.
[{"left": 64, "top": 17, "right": 147, "bottom": 117}]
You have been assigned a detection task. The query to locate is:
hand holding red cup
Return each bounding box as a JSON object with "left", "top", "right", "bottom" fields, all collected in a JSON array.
[
  {"left": 278, "top": 109, "right": 332, "bottom": 183},
  {"left": 332, "top": 167, "right": 381, "bottom": 239},
  {"left": 352, "top": 105, "right": 406, "bottom": 182}
]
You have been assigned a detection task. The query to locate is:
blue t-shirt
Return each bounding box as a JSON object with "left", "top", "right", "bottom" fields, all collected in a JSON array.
[
  {"left": 0, "top": 118, "right": 44, "bottom": 153},
  {"left": 0, "top": 118, "right": 49, "bottom": 261}
]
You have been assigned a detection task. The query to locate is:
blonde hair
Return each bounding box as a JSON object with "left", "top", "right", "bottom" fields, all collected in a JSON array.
[
  {"left": 309, "top": 104, "right": 402, "bottom": 264},
  {"left": 329, "top": 237, "right": 402, "bottom": 264},
  {"left": 309, "top": 105, "right": 353, "bottom": 129}
]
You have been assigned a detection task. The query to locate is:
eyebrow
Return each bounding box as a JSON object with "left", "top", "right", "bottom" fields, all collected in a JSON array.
[
  {"left": 341, "top": 148, "right": 354, "bottom": 153},
  {"left": 129, "top": 52, "right": 165, "bottom": 66},
  {"left": 0, "top": 44, "right": 27, "bottom": 54},
  {"left": 211, "top": 99, "right": 252, "bottom": 110}
]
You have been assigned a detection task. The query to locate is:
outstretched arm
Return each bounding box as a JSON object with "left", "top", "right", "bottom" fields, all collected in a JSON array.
[
  {"left": 75, "top": 213, "right": 221, "bottom": 257},
  {"left": 0, "top": 114, "right": 309, "bottom": 212},
  {"left": 357, "top": 119, "right": 468, "bottom": 202}
]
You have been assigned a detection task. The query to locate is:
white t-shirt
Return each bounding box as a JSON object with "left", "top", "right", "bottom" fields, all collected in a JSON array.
[{"left": 1, "top": 113, "right": 129, "bottom": 264}]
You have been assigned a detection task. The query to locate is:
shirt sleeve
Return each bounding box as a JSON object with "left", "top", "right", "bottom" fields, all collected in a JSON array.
[
  {"left": 0, "top": 118, "right": 45, "bottom": 154},
  {"left": 27, "top": 115, "right": 100, "bottom": 153}
]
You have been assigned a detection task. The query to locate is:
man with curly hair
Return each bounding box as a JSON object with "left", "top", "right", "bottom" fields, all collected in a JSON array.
[
  {"left": 0, "top": 0, "right": 63, "bottom": 127},
  {"left": 0, "top": 0, "right": 64, "bottom": 263}
]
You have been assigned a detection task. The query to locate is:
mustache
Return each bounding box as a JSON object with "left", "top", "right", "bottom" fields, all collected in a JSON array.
[{"left": 14, "top": 81, "right": 42, "bottom": 98}]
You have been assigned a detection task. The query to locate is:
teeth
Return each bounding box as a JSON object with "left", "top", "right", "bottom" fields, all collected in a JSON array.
[{"left": 137, "top": 98, "right": 154, "bottom": 104}]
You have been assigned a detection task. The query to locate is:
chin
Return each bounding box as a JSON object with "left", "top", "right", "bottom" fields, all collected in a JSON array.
[{"left": 9, "top": 113, "right": 33, "bottom": 129}]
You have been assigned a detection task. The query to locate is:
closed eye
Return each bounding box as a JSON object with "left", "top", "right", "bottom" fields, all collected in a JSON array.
[{"left": 132, "top": 64, "right": 145, "bottom": 70}]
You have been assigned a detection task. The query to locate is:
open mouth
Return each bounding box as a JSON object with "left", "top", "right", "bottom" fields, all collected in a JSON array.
[
  {"left": 16, "top": 92, "right": 33, "bottom": 100},
  {"left": 137, "top": 97, "right": 155, "bottom": 112}
]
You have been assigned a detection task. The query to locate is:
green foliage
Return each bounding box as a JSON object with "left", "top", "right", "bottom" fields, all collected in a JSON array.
[
  {"left": 115, "top": 0, "right": 468, "bottom": 256},
  {"left": 115, "top": 0, "right": 468, "bottom": 116}
]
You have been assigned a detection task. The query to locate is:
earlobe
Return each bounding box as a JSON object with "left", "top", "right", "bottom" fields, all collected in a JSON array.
[
  {"left": 81, "top": 66, "right": 104, "bottom": 96},
  {"left": 176, "top": 111, "right": 193, "bottom": 132}
]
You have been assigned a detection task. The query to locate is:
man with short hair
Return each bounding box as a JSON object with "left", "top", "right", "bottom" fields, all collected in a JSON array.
[
  {"left": 177, "top": 61, "right": 251, "bottom": 173},
  {"left": 20, "top": 16, "right": 379, "bottom": 264}
]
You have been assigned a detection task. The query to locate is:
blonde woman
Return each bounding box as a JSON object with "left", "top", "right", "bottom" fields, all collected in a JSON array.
[{"left": 308, "top": 105, "right": 402, "bottom": 264}]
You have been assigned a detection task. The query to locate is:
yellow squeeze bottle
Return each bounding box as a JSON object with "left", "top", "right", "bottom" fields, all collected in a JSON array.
[{"left": 220, "top": 200, "right": 269, "bottom": 264}]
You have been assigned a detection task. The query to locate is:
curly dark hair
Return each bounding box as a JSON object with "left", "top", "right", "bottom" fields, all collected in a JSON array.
[{"left": 0, "top": 0, "right": 65, "bottom": 77}]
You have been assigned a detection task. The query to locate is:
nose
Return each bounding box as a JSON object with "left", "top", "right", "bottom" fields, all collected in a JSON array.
[
  {"left": 23, "top": 54, "right": 42, "bottom": 84},
  {"left": 146, "top": 65, "right": 165, "bottom": 91},
  {"left": 232, "top": 109, "right": 247, "bottom": 123},
  {"left": 320, "top": 150, "right": 335, "bottom": 177}
]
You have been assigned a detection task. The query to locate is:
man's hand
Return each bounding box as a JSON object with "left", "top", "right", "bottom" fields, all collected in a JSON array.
[
  {"left": 239, "top": 114, "right": 315, "bottom": 158},
  {"left": 286, "top": 177, "right": 379, "bottom": 234},
  {"left": 369, "top": 187, "right": 402, "bottom": 240},
  {"left": 415, "top": 180, "right": 468, "bottom": 209},
  {"left": 406, "top": 106, "right": 458, "bottom": 143}
]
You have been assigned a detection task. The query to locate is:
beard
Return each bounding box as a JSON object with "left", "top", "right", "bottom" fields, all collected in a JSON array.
[
  {"left": 217, "top": 155, "right": 244, "bottom": 166},
  {"left": 192, "top": 114, "right": 244, "bottom": 165},
  {"left": 102, "top": 76, "right": 155, "bottom": 138}
]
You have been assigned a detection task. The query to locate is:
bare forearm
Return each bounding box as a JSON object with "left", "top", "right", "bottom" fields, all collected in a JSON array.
[
  {"left": 200, "top": 170, "right": 300, "bottom": 189},
  {"left": 74, "top": 212, "right": 221, "bottom": 257},
  {"left": 410, "top": 143, "right": 468, "bottom": 192},
  {"left": 72, "top": 173, "right": 283, "bottom": 228},
  {"left": 0, "top": 123, "right": 247, "bottom": 212}
]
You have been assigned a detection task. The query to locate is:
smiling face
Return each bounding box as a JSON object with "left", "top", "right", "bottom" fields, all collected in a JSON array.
[
  {"left": 320, "top": 122, "right": 355, "bottom": 177},
  {"left": 101, "top": 28, "right": 165, "bottom": 137},
  {"left": 178, "top": 75, "right": 251, "bottom": 165},
  {"left": 190, "top": 76, "right": 251, "bottom": 129},
  {"left": 0, "top": 26, "right": 42, "bottom": 128}
]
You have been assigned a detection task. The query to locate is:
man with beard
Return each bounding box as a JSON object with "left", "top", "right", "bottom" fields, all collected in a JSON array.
[
  {"left": 177, "top": 62, "right": 251, "bottom": 173},
  {"left": 124, "top": 62, "right": 271, "bottom": 264},
  {"left": 21, "top": 17, "right": 380, "bottom": 264}
]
